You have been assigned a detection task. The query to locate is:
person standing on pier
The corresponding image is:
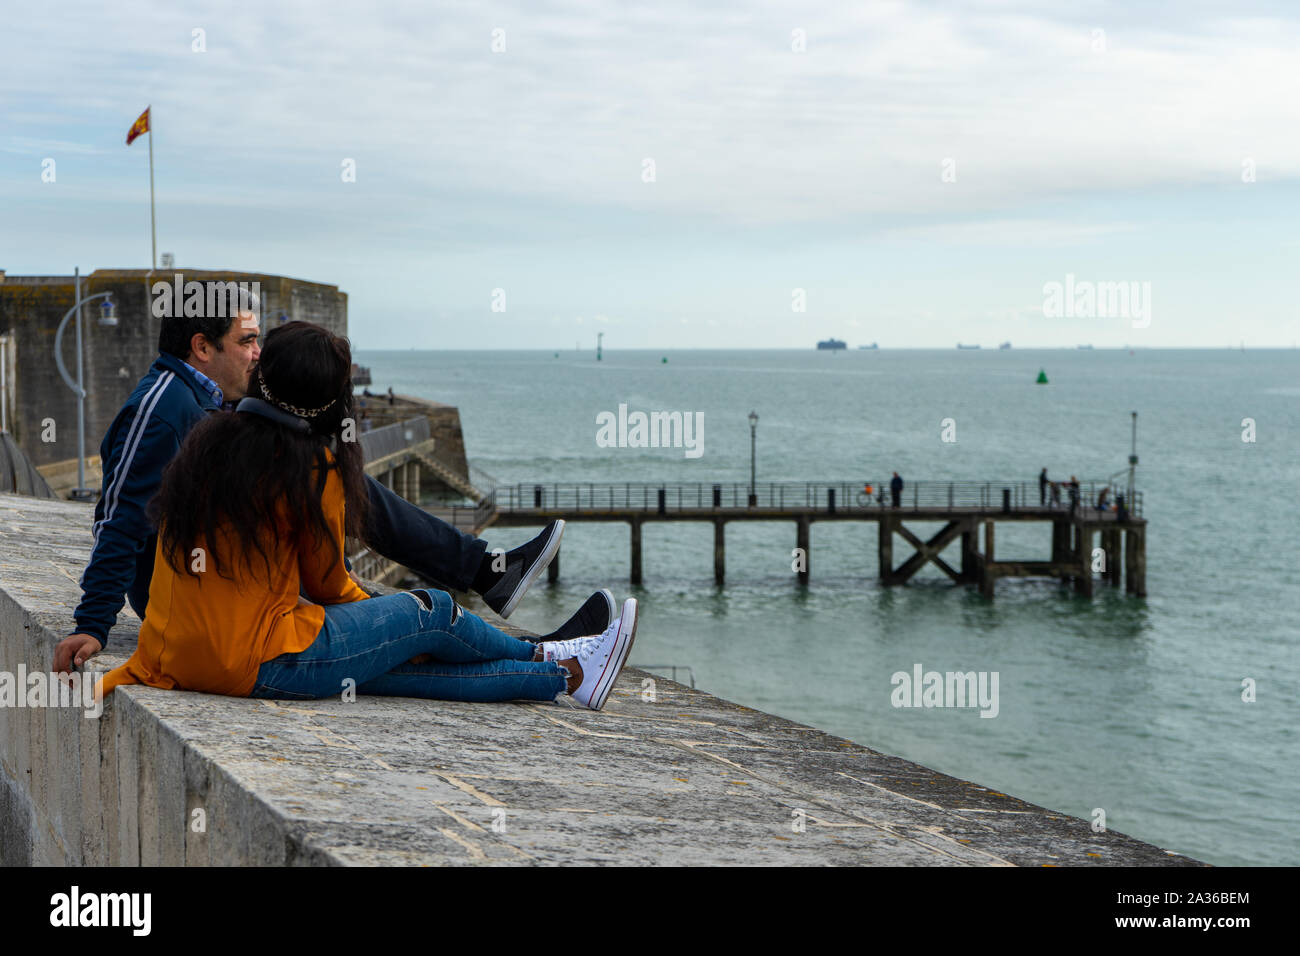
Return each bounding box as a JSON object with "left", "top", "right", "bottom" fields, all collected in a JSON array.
[
  {"left": 1039, "top": 468, "right": 1049, "bottom": 506},
  {"left": 1067, "top": 476, "right": 1080, "bottom": 516},
  {"left": 890, "top": 472, "right": 904, "bottom": 508},
  {"left": 1096, "top": 486, "right": 1110, "bottom": 513},
  {"left": 54, "top": 292, "right": 606, "bottom": 674}
]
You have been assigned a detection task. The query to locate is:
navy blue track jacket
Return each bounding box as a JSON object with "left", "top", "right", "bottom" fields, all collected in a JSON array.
[{"left": 71, "top": 352, "right": 221, "bottom": 645}]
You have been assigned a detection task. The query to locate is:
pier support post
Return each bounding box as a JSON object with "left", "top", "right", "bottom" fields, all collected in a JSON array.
[
  {"left": 960, "top": 523, "right": 978, "bottom": 582},
  {"left": 713, "top": 520, "right": 725, "bottom": 586},
  {"left": 1074, "top": 524, "right": 1094, "bottom": 596},
  {"left": 1125, "top": 529, "right": 1135, "bottom": 594},
  {"left": 1133, "top": 528, "right": 1146, "bottom": 597},
  {"left": 1102, "top": 528, "right": 1120, "bottom": 586},
  {"left": 1124, "top": 526, "right": 1146, "bottom": 597},
  {"left": 979, "top": 519, "right": 995, "bottom": 598},
  {"left": 878, "top": 515, "right": 894, "bottom": 585},
  {"left": 630, "top": 520, "right": 643, "bottom": 586},
  {"left": 1051, "top": 521, "right": 1070, "bottom": 564},
  {"left": 796, "top": 517, "right": 810, "bottom": 586}
]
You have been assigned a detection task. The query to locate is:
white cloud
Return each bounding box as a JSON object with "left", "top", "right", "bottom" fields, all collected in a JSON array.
[
  {"left": 4, "top": 1, "right": 1299, "bottom": 347},
  {"left": 881, "top": 219, "right": 1140, "bottom": 245},
  {"left": 4, "top": 1, "right": 1297, "bottom": 225}
]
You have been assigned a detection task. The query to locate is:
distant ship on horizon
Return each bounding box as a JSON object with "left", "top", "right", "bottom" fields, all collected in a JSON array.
[
  {"left": 858, "top": 342, "right": 879, "bottom": 350},
  {"left": 999, "top": 341, "right": 1011, "bottom": 350},
  {"left": 957, "top": 343, "right": 981, "bottom": 350},
  {"left": 1077, "top": 344, "right": 1094, "bottom": 350},
  {"left": 817, "top": 338, "right": 847, "bottom": 350}
]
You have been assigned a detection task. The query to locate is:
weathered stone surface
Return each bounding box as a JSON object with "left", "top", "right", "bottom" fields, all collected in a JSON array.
[{"left": 0, "top": 491, "right": 1203, "bottom": 865}]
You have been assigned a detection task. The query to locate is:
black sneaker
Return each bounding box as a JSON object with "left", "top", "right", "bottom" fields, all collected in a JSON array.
[
  {"left": 529, "top": 589, "right": 617, "bottom": 644},
  {"left": 481, "top": 519, "right": 565, "bottom": 619}
]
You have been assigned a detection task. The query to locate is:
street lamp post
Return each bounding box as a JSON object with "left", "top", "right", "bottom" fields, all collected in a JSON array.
[
  {"left": 1127, "top": 411, "right": 1139, "bottom": 506},
  {"left": 748, "top": 410, "right": 758, "bottom": 507},
  {"left": 53, "top": 267, "right": 116, "bottom": 500}
]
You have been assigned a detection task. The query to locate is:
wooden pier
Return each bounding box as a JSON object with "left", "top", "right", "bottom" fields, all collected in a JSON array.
[
  {"left": 481, "top": 480, "right": 1147, "bottom": 598},
  {"left": 343, "top": 417, "right": 1147, "bottom": 599}
]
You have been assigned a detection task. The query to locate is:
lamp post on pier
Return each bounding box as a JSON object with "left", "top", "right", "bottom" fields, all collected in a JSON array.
[
  {"left": 53, "top": 267, "right": 117, "bottom": 500},
  {"left": 1128, "top": 411, "right": 1139, "bottom": 504},
  {"left": 748, "top": 410, "right": 758, "bottom": 507}
]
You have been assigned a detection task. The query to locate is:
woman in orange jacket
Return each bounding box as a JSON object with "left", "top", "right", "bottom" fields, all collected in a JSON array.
[{"left": 94, "top": 321, "right": 636, "bottom": 711}]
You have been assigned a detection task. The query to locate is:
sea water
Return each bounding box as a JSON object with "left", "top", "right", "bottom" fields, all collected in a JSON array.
[{"left": 356, "top": 346, "right": 1300, "bottom": 866}]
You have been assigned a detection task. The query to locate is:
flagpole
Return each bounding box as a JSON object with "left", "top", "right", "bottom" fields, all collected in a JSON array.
[{"left": 147, "top": 106, "right": 156, "bottom": 270}]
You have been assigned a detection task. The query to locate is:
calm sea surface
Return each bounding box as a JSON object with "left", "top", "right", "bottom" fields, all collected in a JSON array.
[{"left": 356, "top": 347, "right": 1299, "bottom": 866}]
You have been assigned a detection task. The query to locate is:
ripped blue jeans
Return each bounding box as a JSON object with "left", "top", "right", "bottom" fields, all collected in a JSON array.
[{"left": 249, "top": 589, "right": 569, "bottom": 703}]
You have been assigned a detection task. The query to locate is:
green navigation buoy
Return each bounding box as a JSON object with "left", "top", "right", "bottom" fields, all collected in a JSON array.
[
  {"left": 554, "top": 352, "right": 559, "bottom": 358},
  {"left": 661, "top": 356, "right": 668, "bottom": 363},
  {"left": 1036, "top": 369, "right": 1049, "bottom": 384}
]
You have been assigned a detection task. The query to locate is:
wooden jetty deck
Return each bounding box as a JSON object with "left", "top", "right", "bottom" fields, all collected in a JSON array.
[
  {"left": 346, "top": 418, "right": 1146, "bottom": 599},
  {"left": 480, "top": 480, "right": 1147, "bottom": 598}
]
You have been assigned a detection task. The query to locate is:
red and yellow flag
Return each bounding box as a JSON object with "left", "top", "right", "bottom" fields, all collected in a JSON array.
[{"left": 126, "top": 107, "right": 150, "bottom": 146}]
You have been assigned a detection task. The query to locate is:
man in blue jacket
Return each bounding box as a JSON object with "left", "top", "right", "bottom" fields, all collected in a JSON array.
[
  {"left": 890, "top": 471, "right": 904, "bottom": 509},
  {"left": 54, "top": 292, "right": 599, "bottom": 672}
]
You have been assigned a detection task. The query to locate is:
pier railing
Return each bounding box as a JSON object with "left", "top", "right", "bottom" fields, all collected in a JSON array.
[
  {"left": 468, "top": 464, "right": 500, "bottom": 499},
  {"left": 423, "top": 464, "right": 501, "bottom": 532},
  {"left": 494, "top": 480, "right": 1143, "bottom": 517}
]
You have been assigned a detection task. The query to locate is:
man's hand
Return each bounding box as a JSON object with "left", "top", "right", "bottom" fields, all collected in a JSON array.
[{"left": 54, "top": 634, "right": 102, "bottom": 674}]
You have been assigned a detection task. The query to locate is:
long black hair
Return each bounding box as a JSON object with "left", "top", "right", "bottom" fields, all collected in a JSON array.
[{"left": 151, "top": 320, "right": 369, "bottom": 585}]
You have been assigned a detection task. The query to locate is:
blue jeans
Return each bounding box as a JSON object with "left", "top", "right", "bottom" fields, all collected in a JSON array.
[{"left": 249, "top": 589, "right": 568, "bottom": 703}]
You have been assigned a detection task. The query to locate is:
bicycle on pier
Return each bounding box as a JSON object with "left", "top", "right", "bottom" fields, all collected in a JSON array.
[{"left": 856, "top": 483, "right": 885, "bottom": 507}]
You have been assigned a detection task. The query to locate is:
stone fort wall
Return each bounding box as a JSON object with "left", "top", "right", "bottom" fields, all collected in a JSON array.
[{"left": 0, "top": 269, "right": 348, "bottom": 467}]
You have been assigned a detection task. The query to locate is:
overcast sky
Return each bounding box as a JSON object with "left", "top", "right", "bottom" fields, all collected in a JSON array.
[{"left": 2, "top": 1, "right": 1298, "bottom": 348}]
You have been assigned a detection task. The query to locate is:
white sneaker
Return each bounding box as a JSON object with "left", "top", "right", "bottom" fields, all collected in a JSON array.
[
  {"left": 539, "top": 634, "right": 589, "bottom": 664},
  {"left": 569, "top": 599, "right": 638, "bottom": 711},
  {"left": 536, "top": 589, "right": 617, "bottom": 662}
]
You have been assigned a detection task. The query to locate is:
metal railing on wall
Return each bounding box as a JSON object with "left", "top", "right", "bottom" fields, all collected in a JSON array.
[{"left": 358, "top": 416, "right": 430, "bottom": 463}]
